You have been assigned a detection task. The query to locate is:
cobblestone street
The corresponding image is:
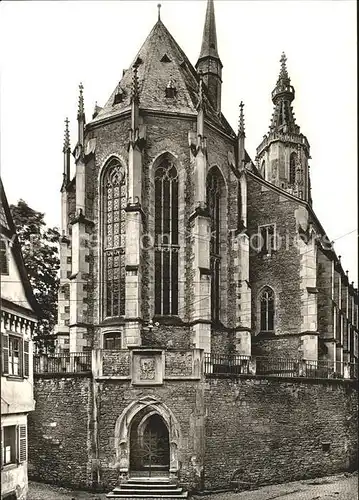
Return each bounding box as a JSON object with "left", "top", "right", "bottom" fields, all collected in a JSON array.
[{"left": 28, "top": 473, "right": 358, "bottom": 500}]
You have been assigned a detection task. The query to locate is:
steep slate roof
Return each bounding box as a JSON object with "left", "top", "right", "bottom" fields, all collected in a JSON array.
[{"left": 91, "top": 20, "right": 235, "bottom": 137}]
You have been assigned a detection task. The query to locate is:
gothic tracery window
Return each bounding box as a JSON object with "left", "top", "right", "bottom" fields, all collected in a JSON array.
[
  {"left": 103, "top": 158, "right": 126, "bottom": 318},
  {"left": 260, "top": 287, "right": 274, "bottom": 332},
  {"left": 154, "top": 160, "right": 179, "bottom": 316},
  {"left": 207, "top": 167, "right": 224, "bottom": 322},
  {"left": 289, "top": 152, "right": 297, "bottom": 185}
]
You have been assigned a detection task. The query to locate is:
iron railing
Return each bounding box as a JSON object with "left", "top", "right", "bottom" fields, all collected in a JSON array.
[
  {"left": 34, "top": 352, "right": 91, "bottom": 374},
  {"left": 255, "top": 357, "right": 302, "bottom": 378},
  {"left": 204, "top": 354, "right": 358, "bottom": 380},
  {"left": 33, "top": 350, "right": 358, "bottom": 380},
  {"left": 204, "top": 353, "right": 252, "bottom": 375}
]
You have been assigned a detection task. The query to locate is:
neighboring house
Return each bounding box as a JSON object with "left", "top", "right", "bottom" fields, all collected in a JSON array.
[{"left": 1, "top": 179, "right": 40, "bottom": 500}]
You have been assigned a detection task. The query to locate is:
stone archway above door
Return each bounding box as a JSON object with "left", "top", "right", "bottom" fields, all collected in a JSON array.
[{"left": 114, "top": 396, "right": 181, "bottom": 475}]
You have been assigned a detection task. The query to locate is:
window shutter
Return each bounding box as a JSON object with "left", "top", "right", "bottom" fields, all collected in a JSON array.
[
  {"left": 1, "top": 426, "right": 4, "bottom": 469},
  {"left": 18, "top": 425, "right": 27, "bottom": 463},
  {"left": 2, "top": 333, "right": 9, "bottom": 375},
  {"left": 24, "top": 340, "right": 29, "bottom": 377}
]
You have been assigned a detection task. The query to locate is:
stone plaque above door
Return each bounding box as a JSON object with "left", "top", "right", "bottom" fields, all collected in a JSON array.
[{"left": 131, "top": 349, "right": 164, "bottom": 385}]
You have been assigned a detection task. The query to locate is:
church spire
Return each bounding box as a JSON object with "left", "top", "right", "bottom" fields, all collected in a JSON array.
[
  {"left": 256, "top": 53, "right": 311, "bottom": 204},
  {"left": 269, "top": 53, "right": 298, "bottom": 135},
  {"left": 198, "top": 0, "right": 220, "bottom": 61},
  {"left": 196, "top": 0, "right": 222, "bottom": 113}
]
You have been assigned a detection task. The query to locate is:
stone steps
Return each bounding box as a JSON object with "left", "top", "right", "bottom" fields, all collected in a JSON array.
[{"left": 106, "top": 478, "right": 188, "bottom": 499}]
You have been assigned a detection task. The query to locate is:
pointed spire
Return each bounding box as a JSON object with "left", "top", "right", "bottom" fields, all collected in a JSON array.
[
  {"left": 238, "top": 101, "right": 245, "bottom": 137},
  {"left": 198, "top": 0, "right": 220, "bottom": 60},
  {"left": 63, "top": 117, "right": 70, "bottom": 153},
  {"left": 272, "top": 53, "right": 294, "bottom": 104},
  {"left": 196, "top": 0, "right": 222, "bottom": 113}
]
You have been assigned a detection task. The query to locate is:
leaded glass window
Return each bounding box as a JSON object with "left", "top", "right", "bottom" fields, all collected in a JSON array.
[
  {"left": 103, "top": 158, "right": 126, "bottom": 317},
  {"left": 260, "top": 287, "right": 274, "bottom": 332},
  {"left": 154, "top": 161, "right": 179, "bottom": 315},
  {"left": 207, "top": 168, "right": 223, "bottom": 322}
]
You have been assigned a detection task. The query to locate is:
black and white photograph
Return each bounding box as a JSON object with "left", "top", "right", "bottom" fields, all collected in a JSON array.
[{"left": 0, "top": 1, "right": 357, "bottom": 499}]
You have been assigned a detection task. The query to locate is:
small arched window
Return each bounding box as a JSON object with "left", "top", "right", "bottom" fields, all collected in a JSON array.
[
  {"left": 102, "top": 158, "right": 126, "bottom": 318},
  {"left": 154, "top": 160, "right": 179, "bottom": 316},
  {"left": 289, "top": 152, "right": 297, "bottom": 185},
  {"left": 260, "top": 287, "right": 274, "bottom": 332}
]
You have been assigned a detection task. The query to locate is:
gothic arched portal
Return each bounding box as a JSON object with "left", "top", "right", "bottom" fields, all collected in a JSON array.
[
  {"left": 130, "top": 412, "right": 170, "bottom": 472},
  {"left": 115, "top": 396, "right": 181, "bottom": 476}
]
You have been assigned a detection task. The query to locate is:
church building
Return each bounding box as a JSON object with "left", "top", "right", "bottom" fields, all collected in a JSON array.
[
  {"left": 56, "top": 0, "right": 358, "bottom": 371},
  {"left": 29, "top": 0, "right": 358, "bottom": 496}
]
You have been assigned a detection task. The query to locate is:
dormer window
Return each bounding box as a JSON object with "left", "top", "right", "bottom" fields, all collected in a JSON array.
[
  {"left": 165, "top": 79, "right": 176, "bottom": 98},
  {"left": 113, "top": 85, "right": 124, "bottom": 105},
  {"left": 161, "top": 54, "right": 171, "bottom": 63}
]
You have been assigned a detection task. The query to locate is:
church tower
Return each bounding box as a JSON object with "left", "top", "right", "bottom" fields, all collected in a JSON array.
[{"left": 256, "top": 53, "right": 312, "bottom": 203}]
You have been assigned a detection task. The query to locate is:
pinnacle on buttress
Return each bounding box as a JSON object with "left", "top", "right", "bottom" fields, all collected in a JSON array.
[
  {"left": 238, "top": 101, "right": 245, "bottom": 137},
  {"left": 77, "top": 82, "right": 85, "bottom": 119},
  {"left": 63, "top": 117, "right": 70, "bottom": 153},
  {"left": 197, "top": 72, "right": 204, "bottom": 108},
  {"left": 131, "top": 63, "right": 140, "bottom": 104}
]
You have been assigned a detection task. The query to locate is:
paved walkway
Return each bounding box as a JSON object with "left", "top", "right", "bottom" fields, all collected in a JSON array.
[{"left": 28, "top": 472, "right": 358, "bottom": 500}]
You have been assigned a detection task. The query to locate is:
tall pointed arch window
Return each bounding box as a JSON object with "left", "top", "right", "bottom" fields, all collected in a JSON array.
[
  {"left": 260, "top": 287, "right": 274, "bottom": 332},
  {"left": 289, "top": 152, "right": 297, "bottom": 185},
  {"left": 154, "top": 160, "right": 179, "bottom": 316},
  {"left": 103, "top": 158, "right": 126, "bottom": 318},
  {"left": 207, "top": 167, "right": 224, "bottom": 322}
]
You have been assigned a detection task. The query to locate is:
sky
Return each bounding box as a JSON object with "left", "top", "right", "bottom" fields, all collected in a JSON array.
[{"left": 0, "top": 0, "right": 357, "bottom": 285}]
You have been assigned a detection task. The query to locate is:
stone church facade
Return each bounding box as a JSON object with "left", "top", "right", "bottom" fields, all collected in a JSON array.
[
  {"left": 29, "top": 0, "right": 358, "bottom": 495},
  {"left": 56, "top": 0, "right": 358, "bottom": 369}
]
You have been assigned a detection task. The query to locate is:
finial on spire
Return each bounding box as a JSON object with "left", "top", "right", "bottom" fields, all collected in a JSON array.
[
  {"left": 157, "top": 3, "right": 161, "bottom": 21},
  {"left": 238, "top": 101, "right": 245, "bottom": 136},
  {"left": 78, "top": 82, "right": 84, "bottom": 117},
  {"left": 63, "top": 117, "right": 70, "bottom": 152},
  {"left": 278, "top": 52, "right": 289, "bottom": 81}
]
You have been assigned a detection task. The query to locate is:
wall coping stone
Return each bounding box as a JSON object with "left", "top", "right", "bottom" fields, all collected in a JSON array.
[{"left": 205, "top": 373, "right": 358, "bottom": 387}]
